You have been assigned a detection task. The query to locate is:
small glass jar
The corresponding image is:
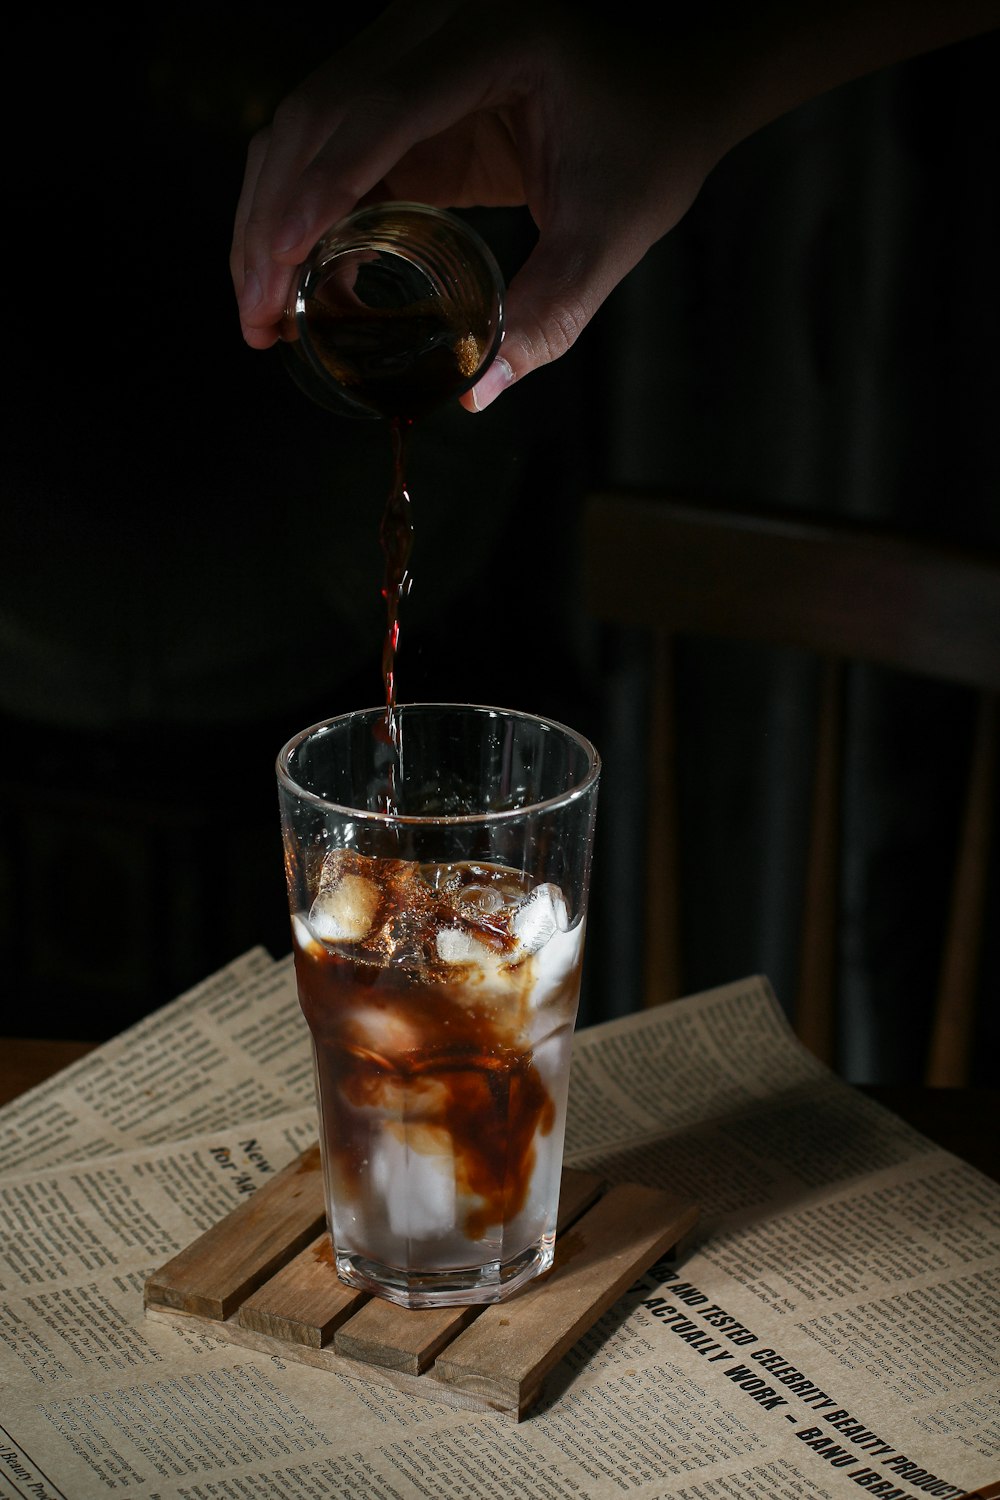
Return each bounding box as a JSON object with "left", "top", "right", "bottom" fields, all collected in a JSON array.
[{"left": 281, "top": 202, "right": 505, "bottom": 421}]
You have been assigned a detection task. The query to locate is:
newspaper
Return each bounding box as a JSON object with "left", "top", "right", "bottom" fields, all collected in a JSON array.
[{"left": 1, "top": 951, "right": 996, "bottom": 1500}]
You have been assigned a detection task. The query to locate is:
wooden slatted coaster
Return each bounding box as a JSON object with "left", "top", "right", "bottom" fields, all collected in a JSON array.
[{"left": 144, "top": 1143, "right": 699, "bottom": 1419}]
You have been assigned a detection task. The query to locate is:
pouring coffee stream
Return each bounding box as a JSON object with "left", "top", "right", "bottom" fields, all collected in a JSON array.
[{"left": 281, "top": 202, "right": 506, "bottom": 810}]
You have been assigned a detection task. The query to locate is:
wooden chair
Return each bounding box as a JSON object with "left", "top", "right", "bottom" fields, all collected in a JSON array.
[{"left": 581, "top": 492, "right": 1000, "bottom": 1085}]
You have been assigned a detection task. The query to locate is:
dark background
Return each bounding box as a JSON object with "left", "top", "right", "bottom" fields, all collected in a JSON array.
[{"left": 3, "top": 9, "right": 998, "bottom": 1082}]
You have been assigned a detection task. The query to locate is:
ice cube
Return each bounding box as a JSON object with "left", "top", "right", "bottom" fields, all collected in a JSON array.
[
  {"left": 436, "top": 926, "right": 500, "bottom": 971},
  {"left": 528, "top": 920, "right": 585, "bottom": 1010},
  {"left": 309, "top": 871, "right": 380, "bottom": 943},
  {"left": 373, "top": 1125, "right": 457, "bottom": 1240},
  {"left": 352, "top": 1000, "right": 422, "bottom": 1061},
  {"left": 511, "top": 883, "right": 569, "bottom": 957}
]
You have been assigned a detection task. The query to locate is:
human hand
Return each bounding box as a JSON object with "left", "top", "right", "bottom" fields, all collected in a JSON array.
[
  {"left": 232, "top": 0, "right": 997, "bottom": 411},
  {"left": 230, "top": 0, "right": 729, "bottom": 410}
]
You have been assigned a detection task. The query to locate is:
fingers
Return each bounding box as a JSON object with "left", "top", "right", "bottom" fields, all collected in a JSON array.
[
  {"left": 231, "top": 128, "right": 287, "bottom": 347},
  {"left": 231, "top": 68, "right": 372, "bottom": 346},
  {"left": 233, "top": 0, "right": 501, "bottom": 346}
]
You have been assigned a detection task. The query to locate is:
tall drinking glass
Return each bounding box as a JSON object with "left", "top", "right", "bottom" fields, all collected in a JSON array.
[{"left": 277, "top": 704, "right": 600, "bottom": 1309}]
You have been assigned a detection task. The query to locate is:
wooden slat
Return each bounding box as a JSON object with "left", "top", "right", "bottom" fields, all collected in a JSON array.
[
  {"left": 645, "top": 630, "right": 681, "bottom": 1007},
  {"left": 238, "top": 1232, "right": 366, "bottom": 1346},
  {"left": 926, "top": 691, "right": 998, "bottom": 1086},
  {"left": 334, "top": 1168, "right": 605, "bottom": 1374},
  {"left": 335, "top": 1300, "right": 479, "bottom": 1375},
  {"left": 144, "top": 1143, "right": 326, "bottom": 1319},
  {"left": 430, "top": 1181, "right": 700, "bottom": 1417},
  {"left": 583, "top": 494, "right": 1000, "bottom": 691},
  {"left": 795, "top": 656, "right": 843, "bottom": 1066}
]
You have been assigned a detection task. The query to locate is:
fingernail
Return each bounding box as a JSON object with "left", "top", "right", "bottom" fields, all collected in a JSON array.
[
  {"left": 273, "top": 215, "right": 306, "bottom": 255},
  {"left": 241, "top": 268, "right": 262, "bottom": 313},
  {"left": 471, "top": 357, "right": 513, "bottom": 411}
]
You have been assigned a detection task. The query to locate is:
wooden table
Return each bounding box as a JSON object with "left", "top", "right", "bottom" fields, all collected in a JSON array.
[
  {"left": 1, "top": 1037, "right": 100, "bottom": 1105},
  {"left": 1, "top": 1037, "right": 997, "bottom": 1184}
]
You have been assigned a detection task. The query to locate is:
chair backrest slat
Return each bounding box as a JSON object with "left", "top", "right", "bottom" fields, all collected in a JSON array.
[{"left": 584, "top": 494, "right": 1000, "bottom": 690}]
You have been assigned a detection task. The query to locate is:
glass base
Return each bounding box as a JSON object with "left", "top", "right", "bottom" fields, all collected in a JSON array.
[{"left": 334, "top": 1236, "right": 555, "bottom": 1309}]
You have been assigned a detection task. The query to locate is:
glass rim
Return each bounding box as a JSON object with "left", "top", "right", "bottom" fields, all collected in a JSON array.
[
  {"left": 294, "top": 201, "right": 507, "bottom": 321},
  {"left": 276, "top": 702, "right": 601, "bottom": 826},
  {"left": 311, "top": 198, "right": 497, "bottom": 239},
  {"left": 288, "top": 200, "right": 506, "bottom": 410}
]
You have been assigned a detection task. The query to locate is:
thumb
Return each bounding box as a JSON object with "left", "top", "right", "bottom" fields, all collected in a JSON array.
[{"left": 462, "top": 226, "right": 648, "bottom": 412}]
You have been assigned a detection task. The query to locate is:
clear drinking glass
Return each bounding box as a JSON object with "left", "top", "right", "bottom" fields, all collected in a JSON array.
[
  {"left": 277, "top": 704, "right": 600, "bottom": 1308},
  {"left": 280, "top": 201, "right": 505, "bottom": 419}
]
